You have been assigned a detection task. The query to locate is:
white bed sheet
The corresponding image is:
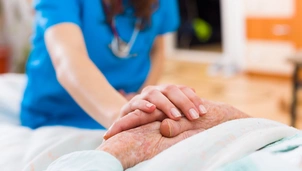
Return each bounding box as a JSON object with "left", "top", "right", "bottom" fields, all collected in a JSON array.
[
  {"left": 2, "top": 118, "right": 298, "bottom": 171},
  {"left": 0, "top": 74, "right": 105, "bottom": 171},
  {"left": 0, "top": 74, "right": 301, "bottom": 171},
  {"left": 0, "top": 73, "right": 26, "bottom": 125},
  {"left": 0, "top": 123, "right": 105, "bottom": 171}
]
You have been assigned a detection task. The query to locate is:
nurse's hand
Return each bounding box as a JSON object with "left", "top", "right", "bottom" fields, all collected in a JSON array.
[
  {"left": 123, "top": 85, "right": 207, "bottom": 119},
  {"left": 104, "top": 85, "right": 207, "bottom": 140}
]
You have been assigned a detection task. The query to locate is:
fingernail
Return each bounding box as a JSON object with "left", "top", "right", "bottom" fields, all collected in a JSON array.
[
  {"left": 171, "top": 108, "right": 181, "bottom": 118},
  {"left": 199, "top": 105, "right": 207, "bottom": 114},
  {"left": 189, "top": 109, "right": 199, "bottom": 119},
  {"left": 103, "top": 133, "right": 108, "bottom": 140},
  {"left": 146, "top": 103, "right": 154, "bottom": 108},
  {"left": 167, "top": 120, "right": 173, "bottom": 137}
]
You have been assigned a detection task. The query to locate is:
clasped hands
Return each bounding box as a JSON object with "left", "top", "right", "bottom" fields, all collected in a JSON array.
[
  {"left": 106, "top": 85, "right": 207, "bottom": 138},
  {"left": 99, "top": 85, "right": 249, "bottom": 169}
]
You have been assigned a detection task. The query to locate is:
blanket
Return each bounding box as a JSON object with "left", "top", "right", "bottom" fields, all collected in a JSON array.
[
  {"left": 130, "top": 118, "right": 301, "bottom": 171},
  {"left": 1, "top": 118, "right": 300, "bottom": 171},
  {"left": 0, "top": 74, "right": 301, "bottom": 170},
  {"left": 0, "top": 74, "right": 26, "bottom": 125},
  {"left": 0, "top": 123, "right": 105, "bottom": 171}
]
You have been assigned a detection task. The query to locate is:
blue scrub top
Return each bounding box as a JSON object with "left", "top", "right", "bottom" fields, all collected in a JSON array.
[{"left": 21, "top": 0, "right": 179, "bottom": 129}]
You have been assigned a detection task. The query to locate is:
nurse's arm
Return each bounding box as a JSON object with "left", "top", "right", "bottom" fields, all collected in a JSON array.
[{"left": 45, "top": 23, "right": 127, "bottom": 128}]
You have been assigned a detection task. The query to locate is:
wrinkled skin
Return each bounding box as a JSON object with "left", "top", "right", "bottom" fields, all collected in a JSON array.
[
  {"left": 105, "top": 99, "right": 250, "bottom": 139},
  {"left": 103, "top": 84, "right": 209, "bottom": 140},
  {"left": 160, "top": 100, "right": 250, "bottom": 137},
  {"left": 97, "top": 122, "right": 204, "bottom": 169}
]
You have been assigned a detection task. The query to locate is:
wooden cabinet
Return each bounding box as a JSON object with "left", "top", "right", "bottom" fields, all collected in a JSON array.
[{"left": 245, "top": 0, "right": 301, "bottom": 76}]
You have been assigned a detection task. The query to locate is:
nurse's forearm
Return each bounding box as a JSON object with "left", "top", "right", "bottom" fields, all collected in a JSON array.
[
  {"left": 57, "top": 59, "right": 127, "bottom": 128},
  {"left": 45, "top": 23, "right": 127, "bottom": 128},
  {"left": 140, "top": 36, "right": 165, "bottom": 91}
]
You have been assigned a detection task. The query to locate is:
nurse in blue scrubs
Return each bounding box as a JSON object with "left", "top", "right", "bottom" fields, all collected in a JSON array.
[{"left": 20, "top": 0, "right": 206, "bottom": 130}]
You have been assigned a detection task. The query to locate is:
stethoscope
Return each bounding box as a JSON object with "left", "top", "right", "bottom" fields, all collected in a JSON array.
[{"left": 102, "top": 0, "right": 140, "bottom": 59}]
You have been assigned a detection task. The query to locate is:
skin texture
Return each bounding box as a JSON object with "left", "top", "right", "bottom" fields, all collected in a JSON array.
[
  {"left": 160, "top": 100, "right": 250, "bottom": 137},
  {"left": 45, "top": 23, "right": 127, "bottom": 128},
  {"left": 98, "top": 122, "right": 204, "bottom": 169},
  {"left": 104, "top": 84, "right": 208, "bottom": 139},
  {"left": 102, "top": 83, "right": 208, "bottom": 139},
  {"left": 99, "top": 99, "right": 250, "bottom": 169},
  {"left": 104, "top": 98, "right": 249, "bottom": 139}
]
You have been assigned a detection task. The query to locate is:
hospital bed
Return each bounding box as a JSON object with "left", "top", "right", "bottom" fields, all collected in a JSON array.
[{"left": 0, "top": 74, "right": 301, "bottom": 171}]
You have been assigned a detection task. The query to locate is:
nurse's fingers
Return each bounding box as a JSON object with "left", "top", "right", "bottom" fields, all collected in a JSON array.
[
  {"left": 142, "top": 89, "right": 184, "bottom": 120},
  {"left": 178, "top": 86, "right": 207, "bottom": 115},
  {"left": 104, "top": 109, "right": 167, "bottom": 140},
  {"left": 120, "top": 99, "right": 156, "bottom": 117},
  {"left": 160, "top": 118, "right": 205, "bottom": 138},
  {"left": 157, "top": 85, "right": 202, "bottom": 120}
]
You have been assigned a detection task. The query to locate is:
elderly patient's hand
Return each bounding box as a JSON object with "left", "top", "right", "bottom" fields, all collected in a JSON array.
[
  {"left": 104, "top": 85, "right": 207, "bottom": 140},
  {"left": 98, "top": 122, "right": 204, "bottom": 169},
  {"left": 106, "top": 97, "right": 250, "bottom": 139},
  {"left": 160, "top": 100, "right": 250, "bottom": 137}
]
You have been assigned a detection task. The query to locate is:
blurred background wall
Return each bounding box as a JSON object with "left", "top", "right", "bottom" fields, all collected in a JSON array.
[
  {"left": 0, "top": 0, "right": 301, "bottom": 127},
  {"left": 167, "top": 0, "right": 298, "bottom": 77},
  {"left": 0, "top": 0, "right": 32, "bottom": 73},
  {"left": 0, "top": 0, "right": 299, "bottom": 76},
  {"left": 245, "top": 0, "right": 298, "bottom": 76}
]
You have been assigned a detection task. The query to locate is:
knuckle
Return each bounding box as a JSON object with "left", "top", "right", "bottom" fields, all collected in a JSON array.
[
  {"left": 179, "top": 86, "right": 190, "bottom": 92},
  {"left": 126, "top": 101, "right": 134, "bottom": 111},
  {"left": 142, "top": 85, "right": 154, "bottom": 93},
  {"left": 145, "top": 89, "right": 159, "bottom": 97},
  {"left": 162, "top": 84, "right": 178, "bottom": 93},
  {"left": 120, "top": 104, "right": 128, "bottom": 114},
  {"left": 141, "top": 88, "right": 159, "bottom": 99},
  {"left": 178, "top": 85, "right": 187, "bottom": 90},
  {"left": 133, "top": 109, "right": 143, "bottom": 118},
  {"left": 129, "top": 100, "right": 140, "bottom": 111},
  {"left": 130, "top": 95, "right": 140, "bottom": 101},
  {"left": 132, "top": 109, "right": 147, "bottom": 125}
]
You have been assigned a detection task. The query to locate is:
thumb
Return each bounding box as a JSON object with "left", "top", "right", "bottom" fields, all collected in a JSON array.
[{"left": 160, "top": 118, "right": 198, "bottom": 137}]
